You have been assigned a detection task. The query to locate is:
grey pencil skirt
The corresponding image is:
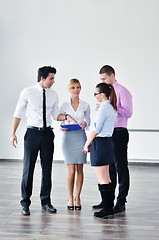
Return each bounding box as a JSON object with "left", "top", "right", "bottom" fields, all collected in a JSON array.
[{"left": 62, "top": 130, "right": 87, "bottom": 164}]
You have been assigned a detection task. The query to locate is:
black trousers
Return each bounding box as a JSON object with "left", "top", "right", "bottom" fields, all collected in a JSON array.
[
  {"left": 20, "top": 128, "right": 54, "bottom": 207},
  {"left": 110, "top": 128, "right": 129, "bottom": 204}
]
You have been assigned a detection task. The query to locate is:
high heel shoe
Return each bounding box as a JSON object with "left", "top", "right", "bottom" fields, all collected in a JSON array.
[
  {"left": 75, "top": 205, "right": 81, "bottom": 210},
  {"left": 74, "top": 198, "right": 82, "bottom": 210},
  {"left": 67, "top": 205, "right": 74, "bottom": 210}
]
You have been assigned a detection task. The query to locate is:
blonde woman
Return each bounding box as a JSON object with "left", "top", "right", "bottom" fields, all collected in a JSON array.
[{"left": 60, "top": 79, "right": 91, "bottom": 210}]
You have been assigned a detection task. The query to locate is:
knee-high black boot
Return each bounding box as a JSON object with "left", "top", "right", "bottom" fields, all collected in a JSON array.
[
  {"left": 92, "top": 182, "right": 115, "bottom": 210},
  {"left": 94, "top": 184, "right": 114, "bottom": 219},
  {"left": 92, "top": 183, "right": 103, "bottom": 209},
  {"left": 100, "top": 183, "right": 115, "bottom": 210},
  {"left": 109, "top": 182, "right": 115, "bottom": 209}
]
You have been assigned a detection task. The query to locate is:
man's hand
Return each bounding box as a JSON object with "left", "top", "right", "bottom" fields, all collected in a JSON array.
[
  {"left": 67, "top": 115, "right": 78, "bottom": 124},
  {"left": 10, "top": 117, "right": 21, "bottom": 148},
  {"left": 10, "top": 134, "right": 18, "bottom": 148},
  {"left": 95, "top": 103, "right": 100, "bottom": 111},
  {"left": 60, "top": 127, "right": 68, "bottom": 131}
]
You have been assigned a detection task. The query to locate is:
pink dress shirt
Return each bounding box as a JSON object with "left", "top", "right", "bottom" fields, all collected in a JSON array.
[{"left": 113, "top": 81, "right": 133, "bottom": 128}]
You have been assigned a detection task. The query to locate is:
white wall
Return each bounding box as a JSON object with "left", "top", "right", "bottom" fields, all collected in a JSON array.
[{"left": 0, "top": 0, "right": 159, "bottom": 161}]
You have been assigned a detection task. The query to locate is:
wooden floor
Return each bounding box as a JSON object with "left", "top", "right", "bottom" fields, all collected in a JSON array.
[{"left": 0, "top": 160, "right": 159, "bottom": 240}]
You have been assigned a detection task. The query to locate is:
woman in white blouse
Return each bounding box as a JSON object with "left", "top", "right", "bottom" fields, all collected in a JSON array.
[{"left": 60, "top": 79, "right": 91, "bottom": 210}]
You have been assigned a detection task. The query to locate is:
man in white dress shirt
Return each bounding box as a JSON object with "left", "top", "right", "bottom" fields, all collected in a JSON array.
[{"left": 10, "top": 66, "right": 76, "bottom": 216}]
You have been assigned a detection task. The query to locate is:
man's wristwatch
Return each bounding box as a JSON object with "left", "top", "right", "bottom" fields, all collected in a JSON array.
[{"left": 64, "top": 114, "right": 68, "bottom": 120}]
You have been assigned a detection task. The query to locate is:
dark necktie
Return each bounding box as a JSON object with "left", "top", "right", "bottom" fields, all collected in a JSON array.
[{"left": 43, "top": 89, "right": 46, "bottom": 129}]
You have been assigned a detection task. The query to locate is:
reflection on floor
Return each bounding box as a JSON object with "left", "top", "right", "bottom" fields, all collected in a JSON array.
[{"left": 0, "top": 160, "right": 159, "bottom": 240}]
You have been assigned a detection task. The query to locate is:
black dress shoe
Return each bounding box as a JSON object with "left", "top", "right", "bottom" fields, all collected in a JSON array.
[
  {"left": 92, "top": 201, "right": 103, "bottom": 209},
  {"left": 42, "top": 203, "right": 57, "bottom": 213},
  {"left": 21, "top": 206, "right": 30, "bottom": 216},
  {"left": 113, "top": 204, "right": 125, "bottom": 213},
  {"left": 94, "top": 209, "right": 114, "bottom": 219}
]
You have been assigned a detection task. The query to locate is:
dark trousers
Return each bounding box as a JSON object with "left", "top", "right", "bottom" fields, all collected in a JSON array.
[
  {"left": 110, "top": 128, "right": 129, "bottom": 204},
  {"left": 20, "top": 128, "right": 54, "bottom": 207}
]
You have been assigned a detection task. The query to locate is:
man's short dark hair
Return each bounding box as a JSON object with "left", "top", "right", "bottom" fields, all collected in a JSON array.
[
  {"left": 99, "top": 65, "right": 115, "bottom": 76},
  {"left": 37, "top": 66, "right": 57, "bottom": 82}
]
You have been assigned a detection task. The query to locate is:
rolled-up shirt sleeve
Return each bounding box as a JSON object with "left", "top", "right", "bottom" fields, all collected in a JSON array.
[
  {"left": 117, "top": 88, "right": 133, "bottom": 118},
  {"left": 93, "top": 107, "right": 106, "bottom": 133},
  {"left": 13, "top": 89, "right": 28, "bottom": 119}
]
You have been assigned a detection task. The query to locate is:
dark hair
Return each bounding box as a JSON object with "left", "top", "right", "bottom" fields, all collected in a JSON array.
[
  {"left": 37, "top": 66, "right": 57, "bottom": 82},
  {"left": 96, "top": 83, "right": 117, "bottom": 110},
  {"left": 99, "top": 65, "right": 115, "bottom": 76}
]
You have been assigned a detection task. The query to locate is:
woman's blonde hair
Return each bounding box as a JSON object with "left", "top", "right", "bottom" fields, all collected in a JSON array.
[{"left": 68, "top": 78, "right": 81, "bottom": 89}]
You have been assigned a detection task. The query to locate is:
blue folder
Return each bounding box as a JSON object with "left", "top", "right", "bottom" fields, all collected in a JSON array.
[{"left": 60, "top": 124, "right": 82, "bottom": 131}]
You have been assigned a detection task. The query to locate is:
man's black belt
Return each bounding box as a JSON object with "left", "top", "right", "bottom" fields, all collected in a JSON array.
[
  {"left": 114, "top": 127, "right": 127, "bottom": 131},
  {"left": 27, "top": 126, "right": 53, "bottom": 131}
]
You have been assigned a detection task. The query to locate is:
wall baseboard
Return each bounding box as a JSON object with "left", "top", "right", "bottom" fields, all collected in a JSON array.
[
  {"left": 128, "top": 158, "right": 159, "bottom": 164},
  {"left": 1, "top": 158, "right": 159, "bottom": 165}
]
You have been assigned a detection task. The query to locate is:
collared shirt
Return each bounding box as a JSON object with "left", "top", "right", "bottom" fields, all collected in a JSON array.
[
  {"left": 14, "top": 83, "right": 60, "bottom": 127},
  {"left": 113, "top": 81, "right": 133, "bottom": 128},
  {"left": 93, "top": 100, "right": 117, "bottom": 137},
  {"left": 60, "top": 99, "right": 91, "bottom": 129}
]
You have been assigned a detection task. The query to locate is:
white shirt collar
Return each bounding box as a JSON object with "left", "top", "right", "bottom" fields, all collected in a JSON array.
[
  {"left": 36, "top": 83, "right": 51, "bottom": 92},
  {"left": 67, "top": 98, "right": 82, "bottom": 104}
]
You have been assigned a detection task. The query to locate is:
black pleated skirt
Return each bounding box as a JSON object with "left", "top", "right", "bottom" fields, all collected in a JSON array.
[{"left": 90, "top": 137, "right": 115, "bottom": 166}]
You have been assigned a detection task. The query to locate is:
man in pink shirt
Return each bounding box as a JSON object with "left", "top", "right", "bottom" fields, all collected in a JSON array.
[{"left": 93, "top": 65, "right": 133, "bottom": 213}]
